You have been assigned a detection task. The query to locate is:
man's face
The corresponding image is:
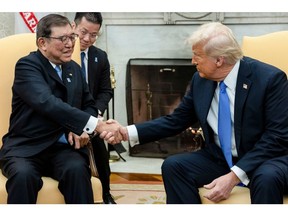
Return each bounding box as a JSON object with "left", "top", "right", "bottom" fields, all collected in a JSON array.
[
  {"left": 39, "top": 24, "right": 75, "bottom": 64},
  {"left": 73, "top": 17, "right": 100, "bottom": 51},
  {"left": 191, "top": 44, "right": 219, "bottom": 81}
]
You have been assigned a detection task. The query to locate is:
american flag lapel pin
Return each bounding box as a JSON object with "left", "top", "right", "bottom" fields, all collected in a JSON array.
[
  {"left": 243, "top": 83, "right": 248, "bottom": 89},
  {"left": 67, "top": 73, "right": 72, "bottom": 82},
  {"left": 95, "top": 57, "right": 98, "bottom": 63}
]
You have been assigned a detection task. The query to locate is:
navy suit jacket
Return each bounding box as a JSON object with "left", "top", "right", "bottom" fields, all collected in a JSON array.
[
  {"left": 87, "top": 46, "right": 113, "bottom": 114},
  {"left": 135, "top": 57, "right": 288, "bottom": 177},
  {"left": 1, "top": 50, "right": 98, "bottom": 158}
]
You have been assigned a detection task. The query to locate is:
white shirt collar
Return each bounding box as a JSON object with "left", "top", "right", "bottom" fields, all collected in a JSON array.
[
  {"left": 222, "top": 60, "right": 240, "bottom": 91},
  {"left": 50, "top": 62, "right": 60, "bottom": 70},
  {"left": 81, "top": 48, "right": 89, "bottom": 59}
]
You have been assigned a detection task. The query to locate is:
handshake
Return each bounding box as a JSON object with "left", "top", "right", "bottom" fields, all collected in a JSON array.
[{"left": 95, "top": 119, "right": 127, "bottom": 144}]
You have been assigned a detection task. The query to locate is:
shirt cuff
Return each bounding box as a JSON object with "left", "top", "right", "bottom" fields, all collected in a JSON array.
[
  {"left": 83, "top": 116, "right": 98, "bottom": 134},
  {"left": 231, "top": 165, "right": 250, "bottom": 186},
  {"left": 127, "top": 125, "right": 140, "bottom": 147}
]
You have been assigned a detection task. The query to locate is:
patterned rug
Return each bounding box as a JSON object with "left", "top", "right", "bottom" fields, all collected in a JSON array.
[{"left": 110, "top": 183, "right": 166, "bottom": 204}]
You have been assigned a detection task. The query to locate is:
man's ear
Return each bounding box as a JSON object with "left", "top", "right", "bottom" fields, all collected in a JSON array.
[
  {"left": 37, "top": 37, "right": 47, "bottom": 51},
  {"left": 215, "top": 56, "right": 224, "bottom": 67},
  {"left": 71, "top": 21, "right": 76, "bottom": 29}
]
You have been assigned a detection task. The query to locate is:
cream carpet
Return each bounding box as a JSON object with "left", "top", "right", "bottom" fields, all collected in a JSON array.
[{"left": 110, "top": 183, "right": 166, "bottom": 204}]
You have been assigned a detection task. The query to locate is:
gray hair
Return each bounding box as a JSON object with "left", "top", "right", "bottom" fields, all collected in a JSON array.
[
  {"left": 188, "top": 22, "right": 243, "bottom": 65},
  {"left": 36, "top": 14, "right": 71, "bottom": 40}
]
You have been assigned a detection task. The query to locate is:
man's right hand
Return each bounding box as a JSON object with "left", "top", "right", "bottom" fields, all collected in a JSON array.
[
  {"left": 203, "top": 171, "right": 240, "bottom": 203},
  {"left": 98, "top": 119, "right": 128, "bottom": 144}
]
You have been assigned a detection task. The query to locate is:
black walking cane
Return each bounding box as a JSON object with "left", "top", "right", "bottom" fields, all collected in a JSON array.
[{"left": 108, "top": 66, "right": 127, "bottom": 162}]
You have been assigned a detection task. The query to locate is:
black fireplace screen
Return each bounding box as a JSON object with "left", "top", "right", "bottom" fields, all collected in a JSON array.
[{"left": 126, "top": 58, "right": 200, "bottom": 158}]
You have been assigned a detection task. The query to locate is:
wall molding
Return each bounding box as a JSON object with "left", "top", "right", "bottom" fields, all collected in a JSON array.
[{"left": 101, "top": 12, "right": 288, "bottom": 26}]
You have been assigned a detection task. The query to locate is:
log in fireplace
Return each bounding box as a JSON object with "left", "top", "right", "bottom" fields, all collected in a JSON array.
[{"left": 126, "top": 58, "right": 201, "bottom": 158}]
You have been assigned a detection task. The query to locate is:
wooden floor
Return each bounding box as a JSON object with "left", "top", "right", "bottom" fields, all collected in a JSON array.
[{"left": 110, "top": 172, "right": 163, "bottom": 184}]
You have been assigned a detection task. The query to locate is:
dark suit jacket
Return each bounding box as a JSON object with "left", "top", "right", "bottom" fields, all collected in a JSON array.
[
  {"left": 135, "top": 57, "right": 288, "bottom": 178},
  {"left": 1, "top": 50, "right": 98, "bottom": 159},
  {"left": 87, "top": 46, "right": 113, "bottom": 114}
]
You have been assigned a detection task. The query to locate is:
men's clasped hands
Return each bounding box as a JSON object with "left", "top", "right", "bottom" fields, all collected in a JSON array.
[{"left": 97, "top": 119, "right": 127, "bottom": 144}]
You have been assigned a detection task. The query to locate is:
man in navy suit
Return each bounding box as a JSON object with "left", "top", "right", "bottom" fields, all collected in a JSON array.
[
  {"left": 103, "top": 22, "right": 288, "bottom": 204},
  {"left": 72, "top": 12, "right": 116, "bottom": 204},
  {"left": 0, "top": 14, "right": 120, "bottom": 204}
]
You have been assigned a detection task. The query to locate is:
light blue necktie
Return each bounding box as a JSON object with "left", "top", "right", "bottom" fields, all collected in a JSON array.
[
  {"left": 81, "top": 52, "right": 86, "bottom": 80},
  {"left": 55, "top": 65, "right": 62, "bottom": 80},
  {"left": 55, "top": 65, "right": 68, "bottom": 144},
  {"left": 218, "top": 81, "right": 233, "bottom": 167}
]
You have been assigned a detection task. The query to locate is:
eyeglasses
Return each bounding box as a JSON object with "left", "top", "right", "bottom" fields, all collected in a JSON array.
[
  {"left": 79, "top": 29, "right": 99, "bottom": 39},
  {"left": 44, "top": 33, "right": 79, "bottom": 44}
]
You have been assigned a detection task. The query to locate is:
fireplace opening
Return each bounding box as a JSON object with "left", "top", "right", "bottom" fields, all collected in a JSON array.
[{"left": 126, "top": 58, "right": 201, "bottom": 158}]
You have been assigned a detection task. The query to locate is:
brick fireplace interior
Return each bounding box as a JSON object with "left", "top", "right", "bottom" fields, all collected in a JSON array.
[{"left": 126, "top": 58, "right": 201, "bottom": 158}]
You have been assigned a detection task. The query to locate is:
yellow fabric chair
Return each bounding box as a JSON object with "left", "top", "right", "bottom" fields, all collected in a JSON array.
[
  {"left": 199, "top": 186, "right": 288, "bottom": 204},
  {"left": 0, "top": 33, "right": 103, "bottom": 204},
  {"left": 241, "top": 31, "right": 288, "bottom": 75},
  {"left": 199, "top": 31, "right": 288, "bottom": 204}
]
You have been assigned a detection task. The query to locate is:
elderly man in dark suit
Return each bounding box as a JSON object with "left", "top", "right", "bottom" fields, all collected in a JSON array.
[
  {"left": 72, "top": 12, "right": 116, "bottom": 204},
  {"left": 0, "top": 13, "right": 120, "bottom": 204},
  {"left": 103, "top": 22, "right": 288, "bottom": 204}
]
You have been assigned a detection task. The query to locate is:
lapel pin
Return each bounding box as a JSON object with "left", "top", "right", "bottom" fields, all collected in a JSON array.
[
  {"left": 243, "top": 83, "right": 248, "bottom": 89},
  {"left": 95, "top": 57, "right": 98, "bottom": 63}
]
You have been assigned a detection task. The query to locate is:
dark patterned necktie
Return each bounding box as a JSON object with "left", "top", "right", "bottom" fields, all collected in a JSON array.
[{"left": 81, "top": 52, "right": 86, "bottom": 80}]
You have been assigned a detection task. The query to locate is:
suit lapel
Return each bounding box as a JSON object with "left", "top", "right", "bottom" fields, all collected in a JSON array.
[
  {"left": 87, "top": 47, "right": 97, "bottom": 92},
  {"left": 61, "top": 64, "right": 74, "bottom": 104},
  {"left": 197, "top": 80, "right": 217, "bottom": 124},
  {"left": 234, "top": 58, "right": 252, "bottom": 150},
  {"left": 49, "top": 66, "right": 63, "bottom": 83},
  {"left": 38, "top": 51, "right": 64, "bottom": 85},
  {"left": 190, "top": 77, "right": 216, "bottom": 145}
]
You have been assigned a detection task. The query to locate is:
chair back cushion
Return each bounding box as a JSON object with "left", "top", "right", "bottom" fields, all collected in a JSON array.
[{"left": 242, "top": 31, "right": 288, "bottom": 75}]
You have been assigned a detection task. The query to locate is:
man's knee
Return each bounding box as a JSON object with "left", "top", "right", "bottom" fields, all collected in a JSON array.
[
  {"left": 161, "top": 155, "right": 182, "bottom": 177},
  {"left": 8, "top": 164, "right": 36, "bottom": 181},
  {"left": 5, "top": 165, "right": 42, "bottom": 195},
  {"left": 250, "top": 163, "right": 284, "bottom": 188},
  {"left": 62, "top": 157, "right": 90, "bottom": 179}
]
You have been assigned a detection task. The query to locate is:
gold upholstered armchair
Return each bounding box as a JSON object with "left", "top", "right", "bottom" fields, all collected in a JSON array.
[
  {"left": 241, "top": 30, "right": 288, "bottom": 75},
  {"left": 0, "top": 33, "right": 103, "bottom": 204},
  {"left": 198, "top": 31, "right": 288, "bottom": 204}
]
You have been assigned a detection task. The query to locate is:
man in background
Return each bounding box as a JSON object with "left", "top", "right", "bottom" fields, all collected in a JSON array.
[{"left": 72, "top": 12, "right": 116, "bottom": 204}]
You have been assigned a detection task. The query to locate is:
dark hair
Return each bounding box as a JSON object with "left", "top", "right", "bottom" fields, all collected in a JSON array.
[
  {"left": 36, "top": 14, "right": 71, "bottom": 40},
  {"left": 74, "top": 12, "right": 103, "bottom": 27}
]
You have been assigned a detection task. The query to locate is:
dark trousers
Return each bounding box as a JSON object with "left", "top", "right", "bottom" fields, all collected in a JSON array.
[
  {"left": 91, "top": 136, "right": 111, "bottom": 196},
  {"left": 161, "top": 148, "right": 288, "bottom": 204},
  {"left": 1, "top": 143, "right": 94, "bottom": 204}
]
